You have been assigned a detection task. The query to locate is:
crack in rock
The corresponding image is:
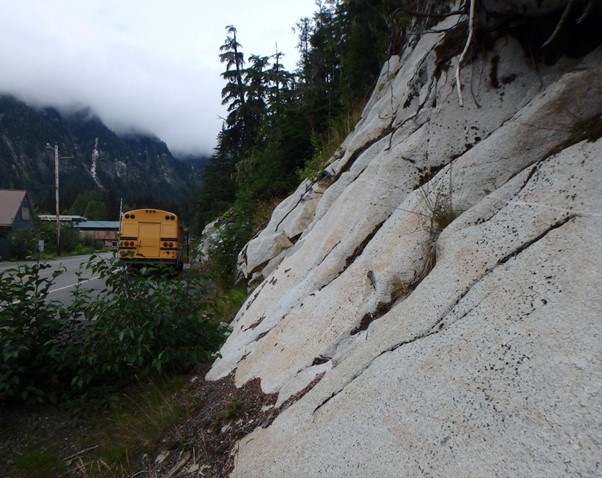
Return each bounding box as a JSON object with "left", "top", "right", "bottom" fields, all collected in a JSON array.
[
  {"left": 316, "top": 221, "right": 386, "bottom": 294},
  {"left": 312, "top": 214, "right": 577, "bottom": 417},
  {"left": 273, "top": 183, "right": 314, "bottom": 233},
  {"left": 381, "top": 214, "right": 577, "bottom": 364}
]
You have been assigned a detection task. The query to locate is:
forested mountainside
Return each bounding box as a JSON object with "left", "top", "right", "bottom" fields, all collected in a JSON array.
[
  {"left": 0, "top": 95, "right": 206, "bottom": 216},
  {"left": 185, "top": 0, "right": 602, "bottom": 476}
]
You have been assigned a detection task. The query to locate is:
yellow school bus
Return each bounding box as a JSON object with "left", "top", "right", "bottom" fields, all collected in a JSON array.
[{"left": 118, "top": 209, "right": 187, "bottom": 270}]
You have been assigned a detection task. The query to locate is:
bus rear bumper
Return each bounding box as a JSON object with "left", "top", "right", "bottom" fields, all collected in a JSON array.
[{"left": 119, "top": 257, "right": 179, "bottom": 268}]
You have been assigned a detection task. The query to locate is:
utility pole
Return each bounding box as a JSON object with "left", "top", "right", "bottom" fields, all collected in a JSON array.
[
  {"left": 51, "top": 144, "right": 74, "bottom": 256},
  {"left": 54, "top": 144, "right": 61, "bottom": 256}
]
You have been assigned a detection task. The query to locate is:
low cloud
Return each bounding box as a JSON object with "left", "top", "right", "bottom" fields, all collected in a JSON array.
[{"left": 0, "top": 0, "right": 315, "bottom": 156}]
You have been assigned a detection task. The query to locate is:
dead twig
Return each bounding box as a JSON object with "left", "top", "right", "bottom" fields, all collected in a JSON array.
[
  {"left": 394, "top": 7, "right": 466, "bottom": 19},
  {"left": 166, "top": 451, "right": 191, "bottom": 477},
  {"left": 577, "top": 0, "right": 596, "bottom": 23},
  {"left": 542, "top": 0, "right": 574, "bottom": 48},
  {"left": 455, "top": 0, "right": 477, "bottom": 107},
  {"left": 63, "top": 444, "right": 100, "bottom": 463}
]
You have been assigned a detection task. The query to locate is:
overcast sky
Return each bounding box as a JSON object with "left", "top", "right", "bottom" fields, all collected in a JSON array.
[{"left": 0, "top": 0, "right": 318, "bottom": 157}]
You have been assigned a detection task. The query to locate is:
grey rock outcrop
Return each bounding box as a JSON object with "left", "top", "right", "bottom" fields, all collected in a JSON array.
[{"left": 207, "top": 6, "right": 602, "bottom": 477}]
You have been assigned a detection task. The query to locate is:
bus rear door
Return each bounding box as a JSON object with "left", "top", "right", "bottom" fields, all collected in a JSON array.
[{"left": 138, "top": 221, "right": 161, "bottom": 259}]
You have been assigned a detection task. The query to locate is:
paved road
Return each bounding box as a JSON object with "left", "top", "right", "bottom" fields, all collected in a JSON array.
[{"left": 0, "top": 253, "right": 113, "bottom": 305}]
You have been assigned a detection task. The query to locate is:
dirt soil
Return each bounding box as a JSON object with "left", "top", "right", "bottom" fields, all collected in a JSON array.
[
  {"left": 146, "top": 367, "right": 278, "bottom": 478},
  {"left": 147, "top": 368, "right": 325, "bottom": 477},
  {"left": 0, "top": 404, "right": 92, "bottom": 475},
  {"left": 0, "top": 365, "right": 323, "bottom": 477},
  {"left": 0, "top": 365, "right": 278, "bottom": 478}
]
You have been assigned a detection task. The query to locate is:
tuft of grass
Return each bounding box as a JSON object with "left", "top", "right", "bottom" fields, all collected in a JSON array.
[
  {"left": 211, "top": 397, "right": 242, "bottom": 433},
  {"left": 433, "top": 202, "right": 460, "bottom": 231},
  {"left": 418, "top": 157, "right": 462, "bottom": 238},
  {"left": 211, "top": 287, "right": 248, "bottom": 324},
  {"left": 420, "top": 187, "right": 461, "bottom": 236},
  {"left": 297, "top": 100, "right": 366, "bottom": 182},
  {"left": 73, "top": 456, "right": 131, "bottom": 478},
  {"left": 70, "top": 375, "right": 192, "bottom": 477},
  {"left": 222, "top": 398, "right": 240, "bottom": 420}
]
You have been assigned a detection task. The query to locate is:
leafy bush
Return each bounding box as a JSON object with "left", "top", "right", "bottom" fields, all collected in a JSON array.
[
  {"left": 73, "top": 258, "right": 225, "bottom": 391},
  {"left": 37, "top": 221, "right": 84, "bottom": 255},
  {"left": 0, "top": 256, "right": 228, "bottom": 404},
  {"left": 3, "top": 227, "right": 38, "bottom": 260},
  {"left": 207, "top": 214, "right": 252, "bottom": 289},
  {"left": 0, "top": 262, "right": 79, "bottom": 402}
]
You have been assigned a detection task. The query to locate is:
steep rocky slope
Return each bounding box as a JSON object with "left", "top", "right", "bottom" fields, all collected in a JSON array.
[
  {"left": 206, "top": 2, "right": 602, "bottom": 476},
  {"left": 0, "top": 96, "right": 204, "bottom": 208}
]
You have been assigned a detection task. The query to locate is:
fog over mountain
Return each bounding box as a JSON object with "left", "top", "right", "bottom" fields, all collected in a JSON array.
[
  {"left": 0, "top": 95, "right": 205, "bottom": 212},
  {"left": 0, "top": 0, "right": 316, "bottom": 156}
]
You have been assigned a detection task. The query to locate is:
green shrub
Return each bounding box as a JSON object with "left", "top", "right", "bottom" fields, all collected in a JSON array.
[
  {"left": 0, "top": 256, "right": 228, "bottom": 404},
  {"left": 2, "top": 227, "right": 38, "bottom": 260},
  {"left": 0, "top": 262, "right": 79, "bottom": 403},
  {"left": 207, "top": 218, "right": 252, "bottom": 289},
  {"left": 73, "top": 258, "right": 226, "bottom": 391},
  {"left": 36, "top": 222, "right": 84, "bottom": 255}
]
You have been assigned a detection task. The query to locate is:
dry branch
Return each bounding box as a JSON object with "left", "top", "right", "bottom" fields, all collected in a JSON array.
[
  {"left": 542, "top": 0, "right": 574, "bottom": 48},
  {"left": 455, "top": 0, "right": 477, "bottom": 107}
]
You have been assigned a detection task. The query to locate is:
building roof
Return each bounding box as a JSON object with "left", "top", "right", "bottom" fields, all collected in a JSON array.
[
  {"left": 76, "top": 220, "right": 120, "bottom": 230},
  {"left": 0, "top": 189, "right": 27, "bottom": 227},
  {"left": 38, "top": 214, "right": 88, "bottom": 223}
]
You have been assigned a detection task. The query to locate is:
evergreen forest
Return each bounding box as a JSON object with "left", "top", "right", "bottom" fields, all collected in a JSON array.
[{"left": 193, "top": 0, "right": 450, "bottom": 285}]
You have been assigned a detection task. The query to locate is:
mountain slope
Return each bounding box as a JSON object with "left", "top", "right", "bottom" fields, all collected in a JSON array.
[
  {"left": 0, "top": 96, "right": 204, "bottom": 211},
  {"left": 203, "top": 2, "right": 602, "bottom": 476}
]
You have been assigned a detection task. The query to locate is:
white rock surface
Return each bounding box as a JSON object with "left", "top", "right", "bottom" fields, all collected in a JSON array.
[
  {"left": 197, "top": 218, "right": 220, "bottom": 260},
  {"left": 206, "top": 9, "right": 602, "bottom": 477}
]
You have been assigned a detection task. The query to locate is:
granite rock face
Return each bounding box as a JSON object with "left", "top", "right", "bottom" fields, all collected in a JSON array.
[{"left": 206, "top": 7, "right": 602, "bottom": 477}]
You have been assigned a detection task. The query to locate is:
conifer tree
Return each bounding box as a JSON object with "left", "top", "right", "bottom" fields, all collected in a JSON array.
[
  {"left": 219, "top": 25, "right": 246, "bottom": 114},
  {"left": 242, "top": 54, "right": 270, "bottom": 143}
]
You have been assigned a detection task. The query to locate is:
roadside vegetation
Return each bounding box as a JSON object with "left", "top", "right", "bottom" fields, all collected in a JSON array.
[
  {"left": 0, "top": 255, "right": 229, "bottom": 405},
  {"left": 0, "top": 255, "right": 242, "bottom": 476},
  {"left": 1, "top": 221, "right": 107, "bottom": 261}
]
